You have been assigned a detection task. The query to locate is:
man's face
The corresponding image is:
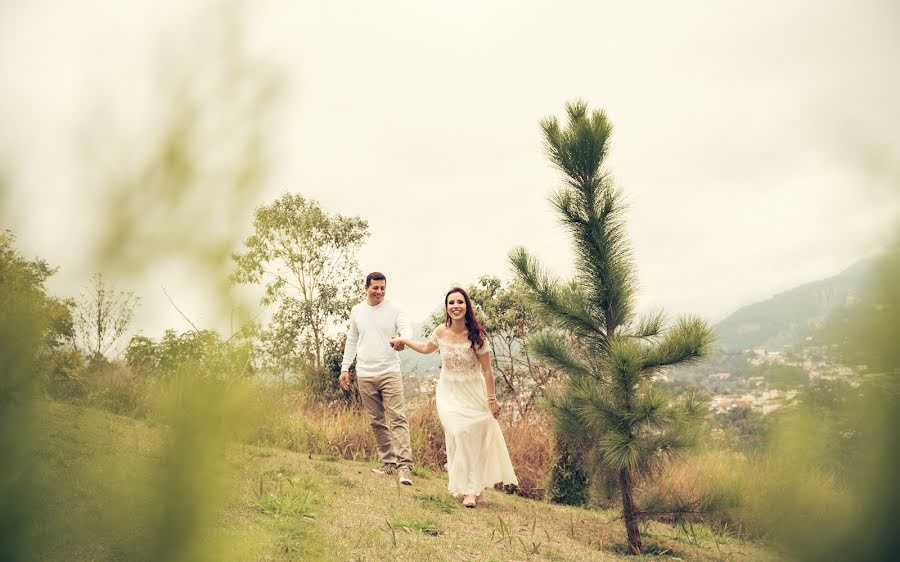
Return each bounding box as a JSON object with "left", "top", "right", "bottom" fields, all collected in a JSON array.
[{"left": 366, "top": 280, "right": 386, "bottom": 305}]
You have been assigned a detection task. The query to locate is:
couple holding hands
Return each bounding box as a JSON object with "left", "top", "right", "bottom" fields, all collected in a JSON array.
[{"left": 338, "top": 272, "right": 518, "bottom": 508}]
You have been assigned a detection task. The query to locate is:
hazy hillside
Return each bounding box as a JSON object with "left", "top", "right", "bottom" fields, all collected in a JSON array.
[{"left": 713, "top": 251, "right": 890, "bottom": 351}]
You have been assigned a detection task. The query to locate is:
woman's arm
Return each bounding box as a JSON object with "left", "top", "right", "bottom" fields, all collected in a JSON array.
[
  {"left": 391, "top": 336, "right": 437, "bottom": 355},
  {"left": 478, "top": 351, "right": 501, "bottom": 418}
]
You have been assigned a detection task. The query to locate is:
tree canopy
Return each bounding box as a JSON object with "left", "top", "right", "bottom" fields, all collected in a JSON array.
[{"left": 232, "top": 193, "right": 368, "bottom": 373}]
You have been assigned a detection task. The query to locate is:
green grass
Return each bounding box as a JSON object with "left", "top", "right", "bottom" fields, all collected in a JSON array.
[
  {"left": 30, "top": 401, "right": 332, "bottom": 561},
  {"left": 248, "top": 469, "right": 319, "bottom": 519},
  {"left": 29, "top": 400, "right": 781, "bottom": 561},
  {"left": 388, "top": 517, "right": 443, "bottom": 536},
  {"left": 412, "top": 465, "right": 436, "bottom": 479},
  {"left": 414, "top": 493, "right": 458, "bottom": 514}
]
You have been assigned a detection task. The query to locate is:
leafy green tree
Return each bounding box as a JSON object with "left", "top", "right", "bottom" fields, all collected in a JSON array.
[
  {"left": 0, "top": 231, "right": 76, "bottom": 390},
  {"left": 125, "top": 327, "right": 255, "bottom": 381},
  {"left": 510, "top": 101, "right": 714, "bottom": 554},
  {"left": 232, "top": 193, "right": 368, "bottom": 373},
  {"left": 72, "top": 273, "right": 138, "bottom": 361},
  {"left": 0, "top": 231, "right": 73, "bottom": 352},
  {"left": 0, "top": 230, "right": 74, "bottom": 559},
  {"left": 463, "top": 276, "right": 557, "bottom": 418}
]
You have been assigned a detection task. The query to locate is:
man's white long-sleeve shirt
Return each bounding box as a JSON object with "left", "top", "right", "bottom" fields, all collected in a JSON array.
[{"left": 341, "top": 300, "right": 412, "bottom": 377}]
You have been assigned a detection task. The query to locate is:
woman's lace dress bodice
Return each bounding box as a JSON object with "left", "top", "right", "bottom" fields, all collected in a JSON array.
[{"left": 428, "top": 331, "right": 491, "bottom": 383}]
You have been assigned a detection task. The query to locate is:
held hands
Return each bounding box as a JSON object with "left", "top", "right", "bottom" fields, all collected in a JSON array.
[{"left": 390, "top": 337, "right": 406, "bottom": 351}]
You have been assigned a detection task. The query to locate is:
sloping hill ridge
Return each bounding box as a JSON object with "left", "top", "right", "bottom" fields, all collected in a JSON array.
[{"left": 713, "top": 250, "right": 893, "bottom": 351}]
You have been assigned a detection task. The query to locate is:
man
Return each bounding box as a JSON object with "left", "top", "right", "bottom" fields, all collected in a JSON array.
[{"left": 339, "top": 272, "right": 414, "bottom": 485}]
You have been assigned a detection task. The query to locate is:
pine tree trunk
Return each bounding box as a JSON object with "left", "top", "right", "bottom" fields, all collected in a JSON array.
[{"left": 619, "top": 467, "right": 642, "bottom": 554}]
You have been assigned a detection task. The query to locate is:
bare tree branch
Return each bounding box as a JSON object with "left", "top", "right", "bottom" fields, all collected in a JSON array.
[{"left": 162, "top": 285, "right": 202, "bottom": 334}]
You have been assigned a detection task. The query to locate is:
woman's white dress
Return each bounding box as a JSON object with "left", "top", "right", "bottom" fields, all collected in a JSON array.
[{"left": 429, "top": 330, "right": 518, "bottom": 496}]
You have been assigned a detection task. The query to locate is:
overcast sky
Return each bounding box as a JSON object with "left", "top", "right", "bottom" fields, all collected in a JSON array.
[{"left": 2, "top": 0, "right": 899, "bottom": 343}]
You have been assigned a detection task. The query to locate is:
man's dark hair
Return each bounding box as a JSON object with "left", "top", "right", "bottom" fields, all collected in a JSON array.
[{"left": 365, "top": 272, "right": 386, "bottom": 287}]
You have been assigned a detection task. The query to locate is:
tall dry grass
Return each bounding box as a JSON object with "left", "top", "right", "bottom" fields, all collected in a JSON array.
[
  {"left": 639, "top": 449, "right": 748, "bottom": 536},
  {"left": 248, "top": 387, "right": 376, "bottom": 460},
  {"left": 408, "top": 396, "right": 447, "bottom": 471},
  {"left": 250, "top": 391, "right": 457, "bottom": 470},
  {"left": 247, "top": 388, "right": 556, "bottom": 499},
  {"left": 501, "top": 414, "right": 555, "bottom": 499}
]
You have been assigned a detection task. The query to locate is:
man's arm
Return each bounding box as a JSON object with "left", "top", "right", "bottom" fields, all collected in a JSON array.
[
  {"left": 396, "top": 308, "right": 412, "bottom": 339},
  {"left": 339, "top": 309, "right": 358, "bottom": 390},
  {"left": 392, "top": 306, "right": 413, "bottom": 351}
]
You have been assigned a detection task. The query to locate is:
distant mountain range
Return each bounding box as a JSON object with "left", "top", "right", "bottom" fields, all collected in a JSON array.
[{"left": 713, "top": 250, "right": 893, "bottom": 351}]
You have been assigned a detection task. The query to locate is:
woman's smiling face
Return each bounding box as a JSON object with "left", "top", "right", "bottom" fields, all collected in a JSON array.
[{"left": 446, "top": 291, "right": 466, "bottom": 321}]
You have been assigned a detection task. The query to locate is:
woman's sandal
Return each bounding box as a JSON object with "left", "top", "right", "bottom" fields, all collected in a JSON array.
[{"left": 463, "top": 494, "right": 477, "bottom": 508}]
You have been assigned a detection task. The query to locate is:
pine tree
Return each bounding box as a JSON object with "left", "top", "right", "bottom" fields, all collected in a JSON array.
[{"left": 510, "top": 101, "right": 714, "bottom": 554}]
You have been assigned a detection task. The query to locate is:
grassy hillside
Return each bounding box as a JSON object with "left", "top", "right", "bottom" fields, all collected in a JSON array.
[{"left": 30, "top": 400, "right": 778, "bottom": 561}]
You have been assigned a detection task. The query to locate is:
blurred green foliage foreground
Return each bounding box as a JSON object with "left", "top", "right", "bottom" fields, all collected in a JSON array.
[
  {"left": 759, "top": 229, "right": 899, "bottom": 562},
  {"left": 1, "top": 7, "right": 280, "bottom": 560},
  {"left": 1, "top": 231, "right": 258, "bottom": 561}
]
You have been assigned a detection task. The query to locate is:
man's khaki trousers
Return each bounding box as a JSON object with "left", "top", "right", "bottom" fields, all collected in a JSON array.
[{"left": 357, "top": 372, "right": 413, "bottom": 469}]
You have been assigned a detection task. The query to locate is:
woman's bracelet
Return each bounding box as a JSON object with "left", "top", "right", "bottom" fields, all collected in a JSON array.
[{"left": 487, "top": 394, "right": 497, "bottom": 402}]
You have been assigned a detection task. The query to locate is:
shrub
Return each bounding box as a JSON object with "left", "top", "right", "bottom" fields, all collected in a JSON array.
[
  {"left": 546, "top": 446, "right": 589, "bottom": 506},
  {"left": 44, "top": 348, "right": 87, "bottom": 400},
  {"left": 82, "top": 360, "right": 154, "bottom": 419},
  {"left": 296, "top": 338, "right": 361, "bottom": 406}
]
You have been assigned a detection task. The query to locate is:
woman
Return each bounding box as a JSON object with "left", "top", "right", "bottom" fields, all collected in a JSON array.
[{"left": 391, "top": 287, "right": 518, "bottom": 508}]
